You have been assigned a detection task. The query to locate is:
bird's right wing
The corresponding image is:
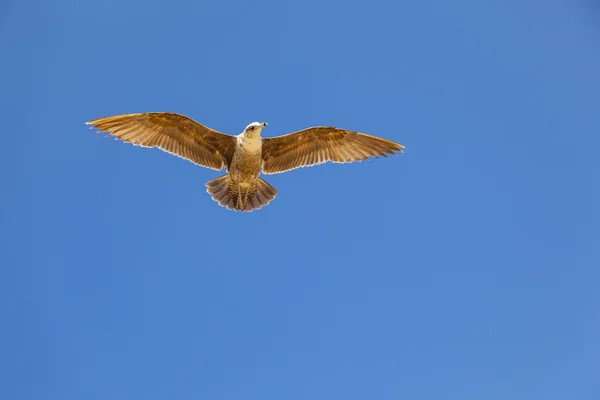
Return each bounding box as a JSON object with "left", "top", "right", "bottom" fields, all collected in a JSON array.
[
  {"left": 86, "top": 112, "right": 237, "bottom": 171},
  {"left": 261, "top": 126, "right": 404, "bottom": 174}
]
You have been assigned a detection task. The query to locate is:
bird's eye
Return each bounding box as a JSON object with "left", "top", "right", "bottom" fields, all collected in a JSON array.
[{"left": 248, "top": 126, "right": 255, "bottom": 131}]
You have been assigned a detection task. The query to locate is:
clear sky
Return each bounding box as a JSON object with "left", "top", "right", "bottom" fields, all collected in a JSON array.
[{"left": 2, "top": 0, "right": 599, "bottom": 399}]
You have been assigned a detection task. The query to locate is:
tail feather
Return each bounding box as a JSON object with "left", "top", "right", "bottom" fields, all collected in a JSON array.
[{"left": 206, "top": 175, "right": 277, "bottom": 212}]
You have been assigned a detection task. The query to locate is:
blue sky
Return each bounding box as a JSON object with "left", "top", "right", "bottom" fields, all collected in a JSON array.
[{"left": 2, "top": 0, "right": 599, "bottom": 399}]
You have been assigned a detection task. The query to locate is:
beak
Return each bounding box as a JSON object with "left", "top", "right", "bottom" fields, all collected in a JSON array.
[{"left": 262, "top": 122, "right": 268, "bottom": 127}]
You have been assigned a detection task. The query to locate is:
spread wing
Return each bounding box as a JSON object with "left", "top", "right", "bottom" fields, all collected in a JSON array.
[
  {"left": 86, "top": 112, "right": 237, "bottom": 171},
  {"left": 261, "top": 126, "right": 404, "bottom": 174}
]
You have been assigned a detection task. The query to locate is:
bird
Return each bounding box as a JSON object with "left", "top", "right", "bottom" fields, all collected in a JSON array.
[{"left": 85, "top": 112, "right": 405, "bottom": 212}]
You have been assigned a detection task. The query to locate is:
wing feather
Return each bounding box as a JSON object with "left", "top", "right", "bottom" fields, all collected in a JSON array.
[
  {"left": 261, "top": 126, "right": 404, "bottom": 174},
  {"left": 86, "top": 112, "right": 236, "bottom": 171}
]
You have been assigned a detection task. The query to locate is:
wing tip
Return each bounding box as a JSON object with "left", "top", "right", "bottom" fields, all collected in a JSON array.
[
  {"left": 85, "top": 113, "right": 143, "bottom": 127},
  {"left": 85, "top": 117, "right": 107, "bottom": 127},
  {"left": 85, "top": 120, "right": 106, "bottom": 133},
  {"left": 393, "top": 143, "right": 405, "bottom": 154}
]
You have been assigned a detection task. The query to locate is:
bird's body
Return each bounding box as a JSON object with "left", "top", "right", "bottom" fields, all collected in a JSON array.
[
  {"left": 216, "top": 125, "right": 274, "bottom": 211},
  {"left": 231, "top": 129, "right": 262, "bottom": 183},
  {"left": 86, "top": 112, "right": 404, "bottom": 212}
]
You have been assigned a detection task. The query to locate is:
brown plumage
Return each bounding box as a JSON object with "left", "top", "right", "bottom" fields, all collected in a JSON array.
[
  {"left": 86, "top": 112, "right": 405, "bottom": 212},
  {"left": 86, "top": 113, "right": 236, "bottom": 170},
  {"left": 262, "top": 127, "right": 403, "bottom": 174}
]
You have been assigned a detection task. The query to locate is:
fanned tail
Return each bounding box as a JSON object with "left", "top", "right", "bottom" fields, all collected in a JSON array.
[{"left": 205, "top": 175, "right": 277, "bottom": 212}]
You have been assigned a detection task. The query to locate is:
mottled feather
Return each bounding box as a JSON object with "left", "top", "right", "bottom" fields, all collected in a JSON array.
[
  {"left": 86, "top": 112, "right": 237, "bottom": 171},
  {"left": 261, "top": 127, "right": 404, "bottom": 174}
]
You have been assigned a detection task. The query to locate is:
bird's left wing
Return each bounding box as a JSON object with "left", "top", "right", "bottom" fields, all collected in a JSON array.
[
  {"left": 86, "top": 112, "right": 237, "bottom": 171},
  {"left": 261, "top": 127, "right": 404, "bottom": 174}
]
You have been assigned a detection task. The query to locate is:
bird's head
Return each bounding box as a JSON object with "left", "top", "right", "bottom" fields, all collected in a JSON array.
[{"left": 244, "top": 121, "right": 268, "bottom": 137}]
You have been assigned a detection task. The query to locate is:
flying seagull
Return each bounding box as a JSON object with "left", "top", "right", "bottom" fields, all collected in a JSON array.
[{"left": 86, "top": 112, "right": 405, "bottom": 212}]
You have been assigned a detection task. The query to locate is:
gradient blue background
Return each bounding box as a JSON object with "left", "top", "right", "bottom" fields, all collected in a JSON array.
[{"left": 2, "top": 1, "right": 599, "bottom": 399}]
